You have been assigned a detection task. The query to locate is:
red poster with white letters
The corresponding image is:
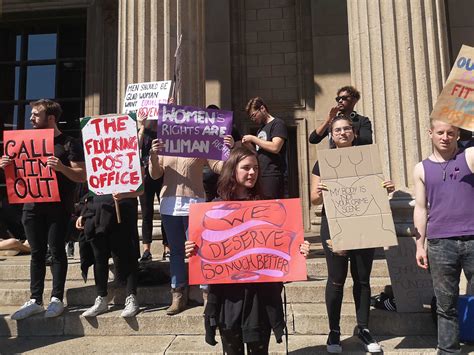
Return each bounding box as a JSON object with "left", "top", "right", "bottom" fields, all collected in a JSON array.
[
  {"left": 188, "top": 198, "right": 307, "bottom": 285},
  {"left": 3, "top": 129, "right": 60, "bottom": 204}
]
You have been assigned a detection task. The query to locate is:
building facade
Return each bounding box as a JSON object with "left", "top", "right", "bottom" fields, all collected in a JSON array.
[{"left": 1, "top": 0, "right": 473, "bottom": 231}]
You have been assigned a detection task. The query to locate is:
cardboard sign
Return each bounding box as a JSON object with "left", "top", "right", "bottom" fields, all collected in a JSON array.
[
  {"left": 188, "top": 199, "right": 307, "bottom": 285},
  {"left": 122, "top": 81, "right": 172, "bottom": 120},
  {"left": 3, "top": 129, "right": 60, "bottom": 204},
  {"left": 385, "top": 237, "right": 434, "bottom": 312},
  {"left": 81, "top": 114, "right": 142, "bottom": 195},
  {"left": 157, "top": 104, "right": 233, "bottom": 161},
  {"left": 431, "top": 45, "right": 474, "bottom": 131},
  {"left": 318, "top": 144, "right": 398, "bottom": 251}
]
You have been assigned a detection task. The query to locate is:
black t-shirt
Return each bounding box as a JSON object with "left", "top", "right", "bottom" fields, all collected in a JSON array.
[
  {"left": 256, "top": 117, "right": 287, "bottom": 177},
  {"left": 24, "top": 133, "right": 84, "bottom": 212}
]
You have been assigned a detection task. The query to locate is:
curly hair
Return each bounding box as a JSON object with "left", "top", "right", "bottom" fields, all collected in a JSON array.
[
  {"left": 337, "top": 86, "right": 361, "bottom": 101},
  {"left": 217, "top": 146, "right": 260, "bottom": 201}
]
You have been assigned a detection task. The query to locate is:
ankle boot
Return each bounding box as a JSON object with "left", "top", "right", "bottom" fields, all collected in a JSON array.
[{"left": 166, "top": 287, "right": 188, "bottom": 315}]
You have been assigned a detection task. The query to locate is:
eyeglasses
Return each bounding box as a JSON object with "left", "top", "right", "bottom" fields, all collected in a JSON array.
[
  {"left": 332, "top": 126, "right": 353, "bottom": 134},
  {"left": 335, "top": 95, "right": 351, "bottom": 102},
  {"left": 249, "top": 110, "right": 259, "bottom": 119}
]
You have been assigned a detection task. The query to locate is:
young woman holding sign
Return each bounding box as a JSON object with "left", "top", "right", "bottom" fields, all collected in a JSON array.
[
  {"left": 310, "top": 115, "right": 395, "bottom": 353},
  {"left": 185, "top": 147, "right": 310, "bottom": 354}
]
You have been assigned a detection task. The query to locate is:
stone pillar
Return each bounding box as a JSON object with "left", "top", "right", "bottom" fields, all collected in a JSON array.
[
  {"left": 117, "top": 0, "right": 204, "bottom": 111},
  {"left": 85, "top": 0, "right": 118, "bottom": 116},
  {"left": 347, "top": 0, "right": 451, "bottom": 236}
]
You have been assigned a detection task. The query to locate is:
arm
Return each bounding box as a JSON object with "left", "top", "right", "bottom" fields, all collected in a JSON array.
[
  {"left": 465, "top": 147, "right": 474, "bottom": 173},
  {"left": 148, "top": 139, "right": 164, "bottom": 179},
  {"left": 47, "top": 158, "right": 86, "bottom": 183},
  {"left": 241, "top": 135, "right": 285, "bottom": 154},
  {"left": 208, "top": 159, "right": 224, "bottom": 174},
  {"left": 309, "top": 106, "right": 339, "bottom": 144},
  {"left": 0, "top": 155, "right": 13, "bottom": 169},
  {"left": 310, "top": 173, "right": 327, "bottom": 205},
  {"left": 355, "top": 117, "right": 373, "bottom": 145},
  {"left": 413, "top": 162, "right": 428, "bottom": 269}
]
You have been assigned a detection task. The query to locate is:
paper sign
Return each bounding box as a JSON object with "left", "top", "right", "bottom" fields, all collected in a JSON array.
[
  {"left": 81, "top": 114, "right": 142, "bottom": 195},
  {"left": 431, "top": 45, "right": 474, "bottom": 131},
  {"left": 122, "top": 81, "right": 172, "bottom": 120},
  {"left": 385, "top": 237, "right": 434, "bottom": 312},
  {"left": 188, "top": 198, "right": 307, "bottom": 285},
  {"left": 318, "top": 144, "right": 398, "bottom": 251},
  {"left": 3, "top": 129, "right": 60, "bottom": 204},
  {"left": 157, "top": 104, "right": 233, "bottom": 160}
]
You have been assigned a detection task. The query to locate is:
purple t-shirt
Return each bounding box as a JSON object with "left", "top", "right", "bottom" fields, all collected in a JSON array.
[{"left": 423, "top": 149, "right": 474, "bottom": 239}]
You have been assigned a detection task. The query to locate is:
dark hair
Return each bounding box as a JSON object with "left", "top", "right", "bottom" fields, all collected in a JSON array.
[
  {"left": 217, "top": 146, "right": 260, "bottom": 201},
  {"left": 30, "top": 99, "right": 63, "bottom": 122},
  {"left": 206, "top": 104, "right": 220, "bottom": 110},
  {"left": 337, "top": 86, "right": 360, "bottom": 101},
  {"left": 245, "top": 97, "right": 269, "bottom": 115},
  {"left": 329, "top": 114, "right": 354, "bottom": 134}
]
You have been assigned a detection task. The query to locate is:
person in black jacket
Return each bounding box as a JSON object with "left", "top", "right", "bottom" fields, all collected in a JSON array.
[
  {"left": 185, "top": 147, "right": 310, "bottom": 354},
  {"left": 309, "top": 86, "right": 373, "bottom": 147}
]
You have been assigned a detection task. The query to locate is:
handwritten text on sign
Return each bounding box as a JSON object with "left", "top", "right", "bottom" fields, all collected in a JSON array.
[
  {"left": 81, "top": 114, "right": 142, "bottom": 195},
  {"left": 431, "top": 45, "right": 474, "bottom": 131},
  {"left": 122, "top": 81, "right": 172, "bottom": 120},
  {"left": 157, "top": 104, "right": 233, "bottom": 161},
  {"left": 3, "top": 129, "right": 60, "bottom": 203},
  {"left": 188, "top": 199, "right": 307, "bottom": 285}
]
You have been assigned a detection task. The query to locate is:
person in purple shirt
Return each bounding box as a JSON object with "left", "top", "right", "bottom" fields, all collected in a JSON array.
[{"left": 414, "top": 119, "right": 474, "bottom": 354}]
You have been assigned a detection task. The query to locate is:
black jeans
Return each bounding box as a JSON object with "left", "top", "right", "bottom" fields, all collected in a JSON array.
[
  {"left": 90, "top": 235, "right": 138, "bottom": 297},
  {"left": 220, "top": 328, "right": 271, "bottom": 355},
  {"left": 22, "top": 207, "right": 69, "bottom": 303},
  {"left": 321, "top": 217, "right": 374, "bottom": 331},
  {"left": 139, "top": 174, "right": 168, "bottom": 246}
]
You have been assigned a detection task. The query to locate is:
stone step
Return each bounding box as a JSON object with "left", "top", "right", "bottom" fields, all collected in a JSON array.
[
  {"left": 0, "top": 278, "right": 393, "bottom": 306},
  {"left": 0, "top": 254, "right": 391, "bottom": 281},
  {"left": 0, "top": 303, "right": 437, "bottom": 337},
  {"left": 3, "top": 335, "right": 468, "bottom": 354}
]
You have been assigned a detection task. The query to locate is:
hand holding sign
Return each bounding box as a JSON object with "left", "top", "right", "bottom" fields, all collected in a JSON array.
[{"left": 0, "top": 155, "right": 13, "bottom": 169}]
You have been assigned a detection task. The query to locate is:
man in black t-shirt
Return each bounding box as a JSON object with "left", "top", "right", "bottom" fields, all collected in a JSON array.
[
  {"left": 1, "top": 99, "right": 86, "bottom": 320},
  {"left": 242, "top": 97, "right": 287, "bottom": 199}
]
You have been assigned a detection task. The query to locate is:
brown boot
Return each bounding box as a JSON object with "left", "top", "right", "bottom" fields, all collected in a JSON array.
[{"left": 166, "top": 287, "right": 187, "bottom": 315}]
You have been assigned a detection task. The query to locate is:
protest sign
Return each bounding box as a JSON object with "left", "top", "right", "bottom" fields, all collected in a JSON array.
[
  {"left": 157, "top": 104, "right": 233, "bottom": 160},
  {"left": 385, "top": 237, "right": 434, "bottom": 312},
  {"left": 3, "top": 129, "right": 60, "bottom": 204},
  {"left": 81, "top": 114, "right": 142, "bottom": 195},
  {"left": 122, "top": 80, "right": 172, "bottom": 120},
  {"left": 188, "top": 198, "right": 307, "bottom": 285},
  {"left": 431, "top": 44, "right": 474, "bottom": 131},
  {"left": 318, "top": 144, "right": 398, "bottom": 251}
]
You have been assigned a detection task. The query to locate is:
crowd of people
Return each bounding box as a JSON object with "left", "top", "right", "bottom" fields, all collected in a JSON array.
[{"left": 0, "top": 85, "right": 473, "bottom": 354}]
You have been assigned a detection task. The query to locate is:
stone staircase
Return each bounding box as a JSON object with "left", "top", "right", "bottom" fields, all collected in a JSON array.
[{"left": 1, "top": 234, "right": 473, "bottom": 354}]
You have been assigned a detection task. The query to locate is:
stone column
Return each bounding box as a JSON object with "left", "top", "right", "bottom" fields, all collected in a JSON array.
[
  {"left": 117, "top": 0, "right": 205, "bottom": 111},
  {"left": 347, "top": 0, "right": 450, "bottom": 235}
]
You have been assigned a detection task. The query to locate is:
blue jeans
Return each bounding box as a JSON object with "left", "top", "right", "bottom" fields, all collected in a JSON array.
[
  {"left": 428, "top": 236, "right": 474, "bottom": 354},
  {"left": 161, "top": 215, "right": 189, "bottom": 288}
]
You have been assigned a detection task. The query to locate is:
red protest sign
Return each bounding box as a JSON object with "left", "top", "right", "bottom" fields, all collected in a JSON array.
[
  {"left": 3, "top": 129, "right": 60, "bottom": 204},
  {"left": 188, "top": 198, "right": 307, "bottom": 285},
  {"left": 81, "top": 114, "right": 143, "bottom": 195}
]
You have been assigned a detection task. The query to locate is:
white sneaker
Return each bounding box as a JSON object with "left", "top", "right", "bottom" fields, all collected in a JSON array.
[
  {"left": 82, "top": 296, "right": 108, "bottom": 317},
  {"left": 120, "top": 294, "right": 139, "bottom": 318},
  {"left": 11, "top": 299, "right": 44, "bottom": 320},
  {"left": 44, "top": 297, "right": 64, "bottom": 318}
]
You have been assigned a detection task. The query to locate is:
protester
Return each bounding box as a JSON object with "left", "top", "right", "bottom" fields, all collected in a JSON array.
[
  {"left": 309, "top": 86, "right": 372, "bottom": 147},
  {"left": 311, "top": 115, "right": 394, "bottom": 353},
  {"left": 414, "top": 120, "right": 474, "bottom": 354},
  {"left": 76, "top": 190, "right": 142, "bottom": 318},
  {"left": 0, "top": 99, "right": 86, "bottom": 320},
  {"left": 185, "top": 146, "right": 310, "bottom": 354},
  {"left": 242, "top": 97, "right": 287, "bottom": 199},
  {"left": 148, "top": 134, "right": 234, "bottom": 315},
  {"left": 0, "top": 238, "right": 30, "bottom": 256},
  {"left": 137, "top": 111, "right": 169, "bottom": 262}
]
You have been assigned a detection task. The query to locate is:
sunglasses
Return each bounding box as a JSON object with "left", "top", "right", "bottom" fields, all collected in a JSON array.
[{"left": 335, "top": 95, "right": 351, "bottom": 102}]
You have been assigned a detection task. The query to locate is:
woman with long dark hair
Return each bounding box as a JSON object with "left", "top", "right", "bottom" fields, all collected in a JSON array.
[{"left": 186, "top": 146, "right": 310, "bottom": 354}]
